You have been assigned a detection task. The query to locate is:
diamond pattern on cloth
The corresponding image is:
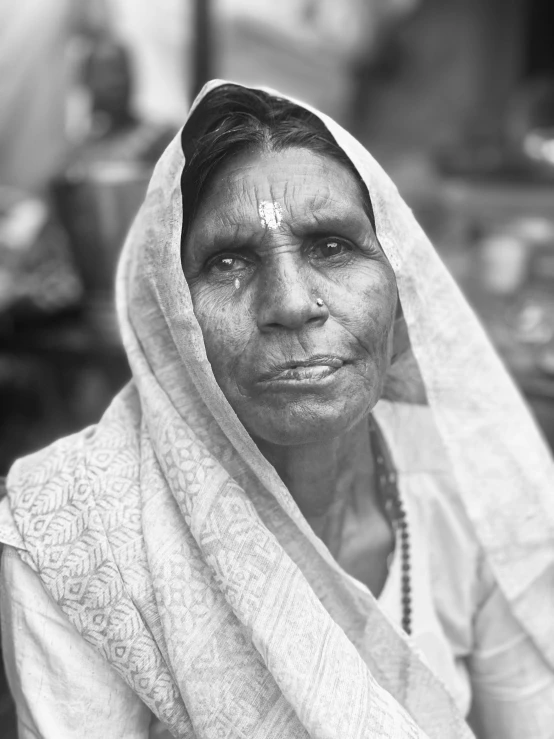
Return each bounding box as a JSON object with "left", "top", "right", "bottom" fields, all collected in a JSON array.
[{"left": 5, "top": 80, "right": 553, "bottom": 739}]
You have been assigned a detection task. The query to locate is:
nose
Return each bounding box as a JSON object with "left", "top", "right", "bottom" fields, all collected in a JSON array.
[{"left": 256, "top": 255, "right": 328, "bottom": 332}]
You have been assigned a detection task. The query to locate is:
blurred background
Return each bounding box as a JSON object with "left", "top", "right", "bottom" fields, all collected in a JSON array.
[
  {"left": 2, "top": 0, "right": 554, "bottom": 479},
  {"left": 1, "top": 0, "right": 554, "bottom": 731}
]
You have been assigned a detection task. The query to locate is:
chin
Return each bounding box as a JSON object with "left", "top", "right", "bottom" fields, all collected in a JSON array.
[{"left": 241, "top": 393, "right": 378, "bottom": 447}]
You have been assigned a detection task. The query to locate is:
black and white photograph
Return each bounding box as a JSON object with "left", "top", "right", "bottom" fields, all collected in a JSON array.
[{"left": 0, "top": 1, "right": 553, "bottom": 737}]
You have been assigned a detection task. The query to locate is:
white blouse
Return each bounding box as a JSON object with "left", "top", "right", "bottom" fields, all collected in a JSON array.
[{"left": 1, "top": 406, "right": 553, "bottom": 738}]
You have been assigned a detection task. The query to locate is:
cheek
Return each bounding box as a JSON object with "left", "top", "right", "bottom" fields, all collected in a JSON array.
[
  {"left": 333, "top": 264, "right": 397, "bottom": 354},
  {"left": 189, "top": 285, "right": 254, "bottom": 382}
]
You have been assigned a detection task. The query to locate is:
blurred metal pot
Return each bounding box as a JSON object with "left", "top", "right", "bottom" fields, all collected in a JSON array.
[{"left": 52, "top": 161, "right": 151, "bottom": 296}]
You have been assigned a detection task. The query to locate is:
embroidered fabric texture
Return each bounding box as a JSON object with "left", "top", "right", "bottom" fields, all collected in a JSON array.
[{"left": 3, "top": 80, "right": 554, "bottom": 739}]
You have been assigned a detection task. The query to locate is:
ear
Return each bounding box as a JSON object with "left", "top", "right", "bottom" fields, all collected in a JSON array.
[{"left": 383, "top": 304, "right": 428, "bottom": 404}]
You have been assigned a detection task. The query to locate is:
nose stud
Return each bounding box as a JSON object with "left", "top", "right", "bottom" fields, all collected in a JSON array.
[
  {"left": 234, "top": 278, "right": 240, "bottom": 290},
  {"left": 316, "top": 298, "right": 324, "bottom": 307}
]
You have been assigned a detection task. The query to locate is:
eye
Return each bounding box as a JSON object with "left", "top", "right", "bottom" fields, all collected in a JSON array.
[
  {"left": 311, "top": 238, "right": 353, "bottom": 260},
  {"left": 208, "top": 254, "right": 250, "bottom": 273}
]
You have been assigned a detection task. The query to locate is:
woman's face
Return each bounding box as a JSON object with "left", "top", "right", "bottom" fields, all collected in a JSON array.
[{"left": 183, "top": 147, "right": 397, "bottom": 446}]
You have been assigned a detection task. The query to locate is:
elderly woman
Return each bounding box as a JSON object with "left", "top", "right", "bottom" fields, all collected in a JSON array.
[{"left": 1, "top": 82, "right": 553, "bottom": 739}]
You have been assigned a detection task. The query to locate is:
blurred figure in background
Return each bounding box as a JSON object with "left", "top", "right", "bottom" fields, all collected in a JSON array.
[
  {"left": 108, "top": 0, "right": 191, "bottom": 127},
  {"left": 0, "top": 0, "right": 190, "bottom": 194},
  {"left": 0, "top": 0, "right": 78, "bottom": 193},
  {"left": 0, "top": 0, "right": 420, "bottom": 195},
  {"left": 218, "top": 0, "right": 419, "bottom": 128}
]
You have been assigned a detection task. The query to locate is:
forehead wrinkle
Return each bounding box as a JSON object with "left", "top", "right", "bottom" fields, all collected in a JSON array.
[
  {"left": 303, "top": 180, "right": 332, "bottom": 210},
  {"left": 191, "top": 150, "right": 369, "bottom": 251},
  {"left": 286, "top": 187, "right": 364, "bottom": 234},
  {"left": 288, "top": 197, "right": 373, "bottom": 246},
  {"left": 255, "top": 176, "right": 333, "bottom": 228},
  {"left": 189, "top": 206, "right": 259, "bottom": 258},
  {"left": 227, "top": 173, "right": 282, "bottom": 227},
  {"left": 199, "top": 175, "right": 264, "bottom": 228}
]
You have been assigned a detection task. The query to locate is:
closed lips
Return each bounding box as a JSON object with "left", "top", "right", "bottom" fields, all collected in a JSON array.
[{"left": 258, "top": 356, "right": 345, "bottom": 381}]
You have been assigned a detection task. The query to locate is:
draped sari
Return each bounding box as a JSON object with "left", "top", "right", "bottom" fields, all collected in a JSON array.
[{"left": 1, "top": 81, "right": 554, "bottom": 739}]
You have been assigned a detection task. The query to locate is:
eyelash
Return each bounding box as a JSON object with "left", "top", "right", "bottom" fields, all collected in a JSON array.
[
  {"left": 310, "top": 238, "right": 353, "bottom": 260},
  {"left": 205, "top": 237, "right": 357, "bottom": 276},
  {"left": 206, "top": 252, "right": 253, "bottom": 274}
]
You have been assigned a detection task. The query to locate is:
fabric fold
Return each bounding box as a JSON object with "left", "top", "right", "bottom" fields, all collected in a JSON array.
[{"left": 4, "top": 79, "right": 553, "bottom": 738}]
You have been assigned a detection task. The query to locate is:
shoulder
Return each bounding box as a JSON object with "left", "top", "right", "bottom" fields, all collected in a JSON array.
[
  {"left": 0, "top": 385, "right": 143, "bottom": 587},
  {"left": 5, "top": 385, "right": 141, "bottom": 543},
  {"left": 0, "top": 479, "right": 24, "bottom": 549}
]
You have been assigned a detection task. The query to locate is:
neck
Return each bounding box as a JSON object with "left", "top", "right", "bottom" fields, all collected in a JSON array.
[{"left": 256, "top": 416, "right": 378, "bottom": 555}]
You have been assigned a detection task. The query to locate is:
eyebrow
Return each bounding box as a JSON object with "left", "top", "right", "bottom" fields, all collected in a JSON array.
[{"left": 295, "top": 204, "right": 373, "bottom": 238}]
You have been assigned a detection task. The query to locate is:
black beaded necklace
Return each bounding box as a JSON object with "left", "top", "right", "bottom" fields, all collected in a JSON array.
[{"left": 369, "top": 420, "right": 412, "bottom": 635}]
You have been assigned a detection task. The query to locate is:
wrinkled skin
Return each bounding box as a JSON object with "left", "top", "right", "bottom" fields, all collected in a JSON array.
[{"left": 183, "top": 147, "right": 397, "bottom": 447}]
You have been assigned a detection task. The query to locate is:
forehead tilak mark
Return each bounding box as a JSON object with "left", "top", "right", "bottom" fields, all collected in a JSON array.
[{"left": 258, "top": 200, "right": 283, "bottom": 231}]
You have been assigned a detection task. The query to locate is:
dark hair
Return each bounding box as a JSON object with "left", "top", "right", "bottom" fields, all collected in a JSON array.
[{"left": 180, "top": 85, "right": 375, "bottom": 247}]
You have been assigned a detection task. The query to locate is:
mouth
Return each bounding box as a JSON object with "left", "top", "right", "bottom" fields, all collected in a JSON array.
[{"left": 258, "top": 355, "right": 346, "bottom": 383}]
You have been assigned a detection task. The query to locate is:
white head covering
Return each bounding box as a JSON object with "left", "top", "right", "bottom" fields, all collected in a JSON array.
[{"left": 3, "top": 81, "right": 554, "bottom": 739}]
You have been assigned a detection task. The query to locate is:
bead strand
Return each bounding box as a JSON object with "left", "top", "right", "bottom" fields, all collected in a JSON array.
[
  {"left": 370, "top": 422, "right": 412, "bottom": 636},
  {"left": 397, "top": 495, "right": 412, "bottom": 635}
]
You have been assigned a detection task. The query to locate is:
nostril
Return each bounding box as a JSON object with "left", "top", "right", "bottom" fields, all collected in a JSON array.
[{"left": 257, "top": 276, "right": 329, "bottom": 331}]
